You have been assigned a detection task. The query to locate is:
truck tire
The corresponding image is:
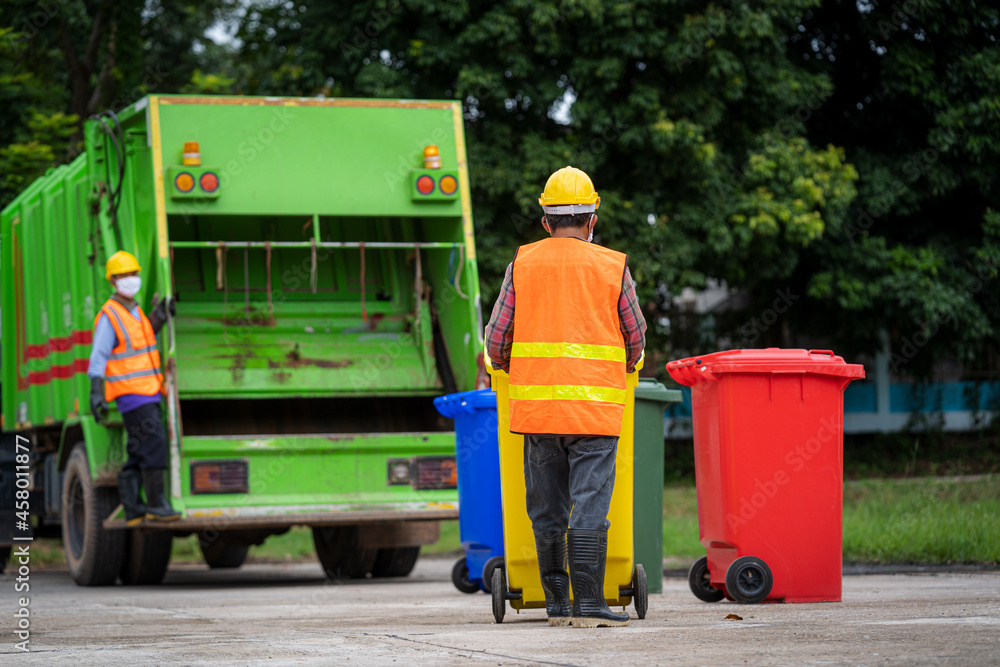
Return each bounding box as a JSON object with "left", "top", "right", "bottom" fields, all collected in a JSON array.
[
  {"left": 312, "top": 526, "right": 377, "bottom": 579},
  {"left": 199, "top": 533, "right": 250, "bottom": 569},
  {"left": 371, "top": 547, "right": 420, "bottom": 578},
  {"left": 0, "top": 546, "right": 10, "bottom": 574},
  {"left": 119, "top": 528, "right": 173, "bottom": 585},
  {"left": 61, "top": 444, "right": 125, "bottom": 586}
]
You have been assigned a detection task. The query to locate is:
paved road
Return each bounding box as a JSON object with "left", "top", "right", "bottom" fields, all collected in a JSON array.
[{"left": 2, "top": 558, "right": 998, "bottom": 665}]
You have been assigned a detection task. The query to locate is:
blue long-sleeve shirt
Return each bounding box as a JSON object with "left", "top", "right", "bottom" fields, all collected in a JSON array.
[{"left": 88, "top": 303, "right": 161, "bottom": 414}]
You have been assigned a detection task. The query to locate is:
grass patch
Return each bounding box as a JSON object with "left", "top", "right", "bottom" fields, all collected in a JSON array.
[
  {"left": 662, "top": 483, "right": 702, "bottom": 559},
  {"left": 842, "top": 475, "right": 1000, "bottom": 563}
]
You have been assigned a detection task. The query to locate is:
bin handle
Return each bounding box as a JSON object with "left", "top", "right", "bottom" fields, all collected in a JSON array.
[{"left": 809, "top": 349, "right": 836, "bottom": 357}]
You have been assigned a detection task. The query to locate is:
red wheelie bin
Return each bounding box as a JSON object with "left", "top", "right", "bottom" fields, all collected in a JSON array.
[{"left": 667, "top": 349, "right": 864, "bottom": 604}]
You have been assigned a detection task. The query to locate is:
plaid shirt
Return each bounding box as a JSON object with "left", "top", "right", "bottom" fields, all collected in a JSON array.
[{"left": 485, "top": 256, "right": 647, "bottom": 373}]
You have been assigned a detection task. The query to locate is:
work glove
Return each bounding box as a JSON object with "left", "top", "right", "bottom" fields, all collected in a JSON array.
[
  {"left": 90, "top": 376, "right": 108, "bottom": 424},
  {"left": 149, "top": 295, "right": 176, "bottom": 334}
]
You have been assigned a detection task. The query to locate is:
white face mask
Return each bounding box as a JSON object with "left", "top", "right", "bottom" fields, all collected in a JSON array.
[
  {"left": 116, "top": 276, "right": 142, "bottom": 298},
  {"left": 586, "top": 218, "right": 595, "bottom": 242}
]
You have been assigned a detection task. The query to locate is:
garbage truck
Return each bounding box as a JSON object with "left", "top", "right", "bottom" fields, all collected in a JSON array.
[{"left": 0, "top": 95, "right": 484, "bottom": 585}]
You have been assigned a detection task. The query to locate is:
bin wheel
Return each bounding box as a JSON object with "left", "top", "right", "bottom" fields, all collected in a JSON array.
[
  {"left": 724, "top": 556, "right": 773, "bottom": 604},
  {"left": 452, "top": 558, "right": 481, "bottom": 594},
  {"left": 491, "top": 566, "right": 507, "bottom": 623},
  {"left": 633, "top": 564, "right": 648, "bottom": 619},
  {"left": 481, "top": 555, "right": 505, "bottom": 594},
  {"left": 688, "top": 556, "right": 725, "bottom": 603}
]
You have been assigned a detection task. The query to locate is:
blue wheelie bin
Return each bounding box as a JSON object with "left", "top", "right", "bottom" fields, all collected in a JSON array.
[{"left": 433, "top": 389, "right": 504, "bottom": 594}]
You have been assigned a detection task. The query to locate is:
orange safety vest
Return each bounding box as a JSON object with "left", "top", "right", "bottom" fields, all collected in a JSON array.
[
  {"left": 95, "top": 299, "right": 164, "bottom": 402},
  {"left": 509, "top": 237, "right": 628, "bottom": 436}
]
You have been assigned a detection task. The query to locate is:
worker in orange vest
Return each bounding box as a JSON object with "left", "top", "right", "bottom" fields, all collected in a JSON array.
[
  {"left": 88, "top": 251, "right": 180, "bottom": 524},
  {"left": 485, "top": 167, "right": 647, "bottom": 627}
]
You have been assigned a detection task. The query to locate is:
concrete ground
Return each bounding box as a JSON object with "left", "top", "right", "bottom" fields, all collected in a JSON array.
[{"left": 2, "top": 558, "right": 998, "bottom": 666}]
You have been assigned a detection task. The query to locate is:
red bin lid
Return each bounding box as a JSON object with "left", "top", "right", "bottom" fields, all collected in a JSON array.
[{"left": 666, "top": 348, "right": 865, "bottom": 386}]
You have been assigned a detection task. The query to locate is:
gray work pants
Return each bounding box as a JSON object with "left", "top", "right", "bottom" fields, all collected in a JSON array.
[{"left": 524, "top": 434, "right": 618, "bottom": 540}]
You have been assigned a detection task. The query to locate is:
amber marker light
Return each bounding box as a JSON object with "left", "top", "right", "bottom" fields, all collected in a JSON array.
[
  {"left": 439, "top": 174, "right": 458, "bottom": 195},
  {"left": 423, "top": 144, "right": 441, "bottom": 169},
  {"left": 182, "top": 141, "right": 201, "bottom": 166},
  {"left": 175, "top": 172, "right": 195, "bottom": 193}
]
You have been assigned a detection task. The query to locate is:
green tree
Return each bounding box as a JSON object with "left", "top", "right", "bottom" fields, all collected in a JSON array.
[
  {"left": 231, "top": 0, "right": 858, "bottom": 368},
  {"left": 788, "top": 0, "right": 1000, "bottom": 377},
  {"left": 0, "top": 0, "right": 237, "bottom": 207}
]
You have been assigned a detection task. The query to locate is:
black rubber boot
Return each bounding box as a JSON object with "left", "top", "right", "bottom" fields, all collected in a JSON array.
[
  {"left": 142, "top": 468, "right": 181, "bottom": 522},
  {"left": 568, "top": 529, "right": 630, "bottom": 627},
  {"left": 117, "top": 468, "right": 147, "bottom": 526},
  {"left": 536, "top": 535, "right": 572, "bottom": 626}
]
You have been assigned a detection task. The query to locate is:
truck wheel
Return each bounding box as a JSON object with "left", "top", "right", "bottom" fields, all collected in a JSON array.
[
  {"left": 0, "top": 546, "right": 10, "bottom": 574},
  {"left": 61, "top": 444, "right": 125, "bottom": 586},
  {"left": 120, "top": 529, "right": 173, "bottom": 585},
  {"left": 371, "top": 547, "right": 420, "bottom": 578},
  {"left": 312, "top": 526, "right": 377, "bottom": 579},
  {"left": 199, "top": 533, "right": 250, "bottom": 569},
  {"left": 688, "top": 556, "right": 725, "bottom": 602}
]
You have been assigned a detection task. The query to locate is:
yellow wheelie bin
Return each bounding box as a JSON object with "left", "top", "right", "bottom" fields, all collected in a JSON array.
[{"left": 485, "top": 354, "right": 647, "bottom": 623}]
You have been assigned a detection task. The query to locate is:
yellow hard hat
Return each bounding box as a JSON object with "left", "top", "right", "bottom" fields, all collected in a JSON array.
[
  {"left": 538, "top": 166, "right": 601, "bottom": 214},
  {"left": 105, "top": 250, "right": 141, "bottom": 280}
]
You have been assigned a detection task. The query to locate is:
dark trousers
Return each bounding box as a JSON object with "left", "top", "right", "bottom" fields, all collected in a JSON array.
[
  {"left": 121, "top": 402, "right": 168, "bottom": 470},
  {"left": 524, "top": 434, "right": 618, "bottom": 540}
]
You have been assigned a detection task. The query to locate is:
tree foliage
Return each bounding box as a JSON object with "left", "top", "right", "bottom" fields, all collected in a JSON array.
[
  {"left": 787, "top": 0, "right": 1000, "bottom": 377},
  {"left": 229, "top": 0, "right": 859, "bottom": 369},
  {"left": 0, "top": 0, "right": 234, "bottom": 206},
  {"left": 2, "top": 0, "right": 997, "bottom": 378}
]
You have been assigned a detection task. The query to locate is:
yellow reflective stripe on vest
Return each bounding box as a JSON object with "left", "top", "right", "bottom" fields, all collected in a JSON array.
[
  {"left": 509, "top": 384, "right": 627, "bottom": 404},
  {"left": 108, "top": 343, "right": 158, "bottom": 361},
  {"left": 105, "top": 367, "right": 162, "bottom": 383},
  {"left": 511, "top": 342, "right": 626, "bottom": 363}
]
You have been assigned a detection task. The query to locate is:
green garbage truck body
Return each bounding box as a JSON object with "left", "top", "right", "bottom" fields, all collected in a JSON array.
[{"left": 0, "top": 95, "right": 483, "bottom": 584}]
